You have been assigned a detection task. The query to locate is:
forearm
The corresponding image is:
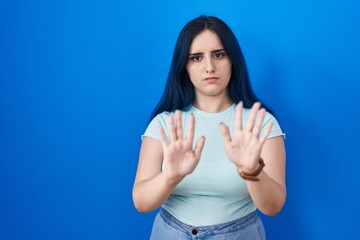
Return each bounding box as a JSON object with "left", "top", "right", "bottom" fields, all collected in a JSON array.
[
  {"left": 132, "top": 172, "right": 181, "bottom": 213},
  {"left": 246, "top": 170, "right": 286, "bottom": 216}
]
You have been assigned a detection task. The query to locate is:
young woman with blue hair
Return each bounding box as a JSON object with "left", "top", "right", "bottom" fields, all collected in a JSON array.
[{"left": 133, "top": 15, "right": 286, "bottom": 239}]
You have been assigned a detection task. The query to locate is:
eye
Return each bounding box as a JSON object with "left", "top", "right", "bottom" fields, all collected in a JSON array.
[
  {"left": 190, "top": 55, "right": 202, "bottom": 62},
  {"left": 214, "top": 52, "right": 226, "bottom": 59}
]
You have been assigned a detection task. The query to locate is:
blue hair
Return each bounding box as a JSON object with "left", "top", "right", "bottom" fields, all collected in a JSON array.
[{"left": 150, "top": 15, "right": 272, "bottom": 119}]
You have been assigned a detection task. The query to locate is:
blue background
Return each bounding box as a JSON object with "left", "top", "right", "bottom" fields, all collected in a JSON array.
[{"left": 1, "top": 0, "right": 359, "bottom": 239}]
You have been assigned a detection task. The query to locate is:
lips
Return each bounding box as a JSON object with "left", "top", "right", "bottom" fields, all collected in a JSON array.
[{"left": 203, "top": 77, "right": 219, "bottom": 83}]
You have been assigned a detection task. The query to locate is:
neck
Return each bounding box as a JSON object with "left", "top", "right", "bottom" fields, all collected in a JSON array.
[{"left": 193, "top": 94, "right": 233, "bottom": 113}]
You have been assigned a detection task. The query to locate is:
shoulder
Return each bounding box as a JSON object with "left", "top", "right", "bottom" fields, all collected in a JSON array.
[
  {"left": 150, "top": 110, "right": 174, "bottom": 123},
  {"left": 240, "top": 107, "right": 277, "bottom": 122},
  {"left": 152, "top": 106, "right": 194, "bottom": 120}
]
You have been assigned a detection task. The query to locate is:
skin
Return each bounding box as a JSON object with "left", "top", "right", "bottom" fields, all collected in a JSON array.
[
  {"left": 186, "top": 29, "right": 233, "bottom": 112},
  {"left": 132, "top": 29, "right": 286, "bottom": 216}
]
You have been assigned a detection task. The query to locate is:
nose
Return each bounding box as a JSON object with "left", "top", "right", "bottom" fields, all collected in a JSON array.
[{"left": 205, "top": 56, "right": 215, "bottom": 73}]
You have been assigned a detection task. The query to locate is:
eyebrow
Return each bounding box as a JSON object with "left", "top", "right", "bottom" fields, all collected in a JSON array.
[{"left": 188, "top": 48, "right": 226, "bottom": 56}]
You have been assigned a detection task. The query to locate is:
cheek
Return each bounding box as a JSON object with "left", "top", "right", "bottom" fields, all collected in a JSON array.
[
  {"left": 185, "top": 66, "right": 194, "bottom": 83},
  {"left": 185, "top": 64, "right": 191, "bottom": 75},
  {"left": 186, "top": 65, "right": 199, "bottom": 78},
  {"left": 227, "top": 66, "right": 232, "bottom": 76},
  {"left": 222, "top": 62, "right": 232, "bottom": 76}
]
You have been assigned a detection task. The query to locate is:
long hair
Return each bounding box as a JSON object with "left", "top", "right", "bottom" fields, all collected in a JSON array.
[{"left": 150, "top": 15, "right": 272, "bottom": 119}]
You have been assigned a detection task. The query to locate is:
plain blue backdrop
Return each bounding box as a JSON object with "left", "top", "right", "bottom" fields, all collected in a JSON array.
[{"left": 1, "top": 0, "right": 360, "bottom": 239}]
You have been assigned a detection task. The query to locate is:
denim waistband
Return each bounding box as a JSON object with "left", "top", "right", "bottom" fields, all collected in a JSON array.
[{"left": 159, "top": 207, "right": 259, "bottom": 237}]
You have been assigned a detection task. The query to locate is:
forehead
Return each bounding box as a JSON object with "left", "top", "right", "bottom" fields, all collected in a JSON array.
[{"left": 189, "top": 29, "right": 224, "bottom": 52}]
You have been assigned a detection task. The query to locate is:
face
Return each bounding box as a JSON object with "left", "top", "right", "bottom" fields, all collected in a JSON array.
[{"left": 186, "top": 29, "right": 232, "bottom": 100}]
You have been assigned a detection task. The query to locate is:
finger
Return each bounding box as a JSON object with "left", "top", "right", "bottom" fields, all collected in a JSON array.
[
  {"left": 186, "top": 113, "right": 195, "bottom": 144},
  {"left": 245, "top": 102, "right": 261, "bottom": 132},
  {"left": 252, "top": 108, "right": 266, "bottom": 137},
  {"left": 193, "top": 136, "right": 206, "bottom": 160},
  {"left": 220, "top": 122, "right": 232, "bottom": 145},
  {"left": 158, "top": 126, "right": 169, "bottom": 148},
  {"left": 175, "top": 110, "right": 183, "bottom": 140},
  {"left": 168, "top": 114, "right": 177, "bottom": 142},
  {"left": 259, "top": 122, "right": 273, "bottom": 144},
  {"left": 234, "top": 101, "right": 243, "bottom": 131}
]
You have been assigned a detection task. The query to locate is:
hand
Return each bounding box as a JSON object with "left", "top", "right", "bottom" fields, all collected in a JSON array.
[
  {"left": 159, "top": 110, "right": 205, "bottom": 182},
  {"left": 220, "top": 102, "right": 273, "bottom": 174}
]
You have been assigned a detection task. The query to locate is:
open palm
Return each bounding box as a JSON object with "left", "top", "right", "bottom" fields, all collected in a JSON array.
[
  {"left": 220, "top": 102, "right": 273, "bottom": 173},
  {"left": 159, "top": 111, "right": 205, "bottom": 180}
]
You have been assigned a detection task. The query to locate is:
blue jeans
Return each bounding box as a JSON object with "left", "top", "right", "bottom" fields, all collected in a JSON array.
[{"left": 150, "top": 208, "right": 265, "bottom": 240}]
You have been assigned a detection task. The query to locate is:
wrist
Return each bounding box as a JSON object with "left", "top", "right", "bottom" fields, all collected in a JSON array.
[
  {"left": 162, "top": 170, "right": 184, "bottom": 187},
  {"left": 238, "top": 158, "right": 265, "bottom": 181}
]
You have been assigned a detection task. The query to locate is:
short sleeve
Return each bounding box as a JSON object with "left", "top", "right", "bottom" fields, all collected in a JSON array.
[
  {"left": 141, "top": 112, "right": 170, "bottom": 141},
  {"left": 260, "top": 112, "right": 286, "bottom": 139}
]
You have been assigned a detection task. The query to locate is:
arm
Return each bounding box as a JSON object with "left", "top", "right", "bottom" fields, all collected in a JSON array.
[
  {"left": 220, "top": 102, "right": 286, "bottom": 216},
  {"left": 246, "top": 136, "right": 286, "bottom": 216},
  {"left": 132, "top": 111, "right": 205, "bottom": 213},
  {"left": 132, "top": 137, "right": 178, "bottom": 213}
]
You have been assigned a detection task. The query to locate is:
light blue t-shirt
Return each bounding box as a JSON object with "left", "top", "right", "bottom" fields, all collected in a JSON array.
[{"left": 143, "top": 104, "right": 285, "bottom": 226}]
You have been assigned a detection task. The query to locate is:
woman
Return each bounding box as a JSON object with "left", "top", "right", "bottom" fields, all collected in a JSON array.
[{"left": 132, "top": 15, "right": 286, "bottom": 239}]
